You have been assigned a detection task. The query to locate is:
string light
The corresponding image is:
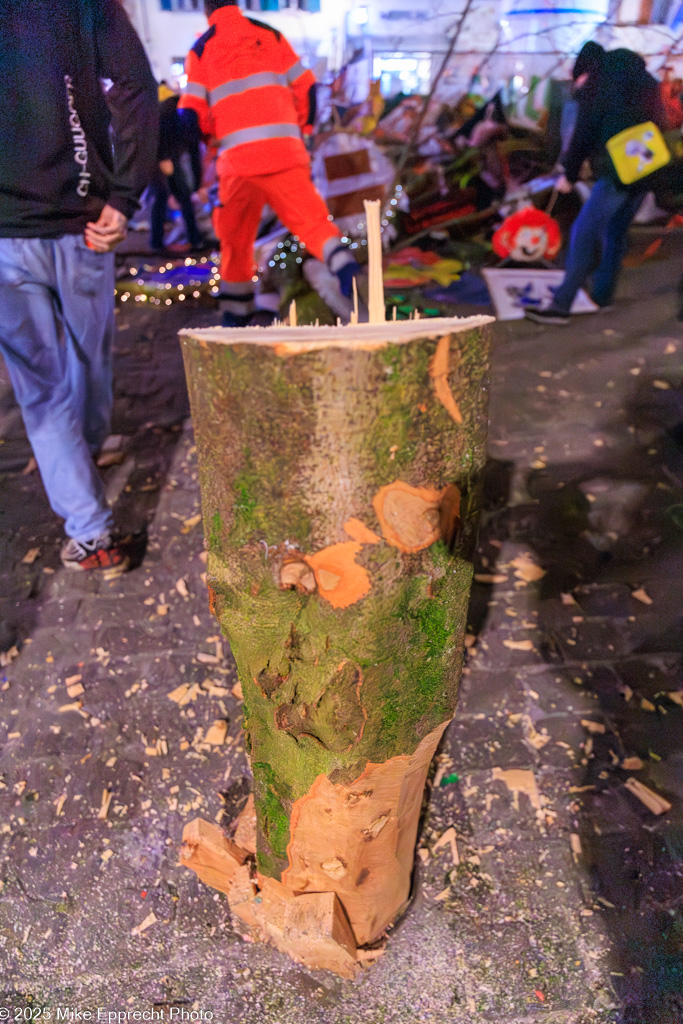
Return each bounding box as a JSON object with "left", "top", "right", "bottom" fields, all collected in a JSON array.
[
  {"left": 114, "top": 252, "right": 224, "bottom": 307},
  {"left": 112, "top": 194, "right": 403, "bottom": 308},
  {"left": 265, "top": 187, "right": 402, "bottom": 279}
]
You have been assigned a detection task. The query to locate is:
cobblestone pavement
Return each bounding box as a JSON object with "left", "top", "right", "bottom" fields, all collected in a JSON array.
[{"left": 0, "top": 229, "right": 681, "bottom": 1024}]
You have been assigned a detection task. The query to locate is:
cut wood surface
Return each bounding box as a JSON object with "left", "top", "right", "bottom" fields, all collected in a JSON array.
[
  {"left": 179, "top": 818, "right": 249, "bottom": 897},
  {"left": 283, "top": 722, "right": 448, "bottom": 944},
  {"left": 624, "top": 778, "right": 672, "bottom": 816},
  {"left": 283, "top": 892, "right": 358, "bottom": 978},
  {"left": 181, "top": 816, "right": 359, "bottom": 977},
  {"left": 233, "top": 794, "right": 258, "bottom": 855},
  {"left": 180, "top": 313, "right": 490, "bottom": 973},
  {"left": 365, "top": 199, "right": 386, "bottom": 325},
  {"left": 373, "top": 481, "right": 445, "bottom": 554},
  {"left": 181, "top": 315, "right": 492, "bottom": 355}
]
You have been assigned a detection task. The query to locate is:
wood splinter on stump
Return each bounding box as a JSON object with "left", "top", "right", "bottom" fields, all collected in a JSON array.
[{"left": 179, "top": 304, "right": 491, "bottom": 977}]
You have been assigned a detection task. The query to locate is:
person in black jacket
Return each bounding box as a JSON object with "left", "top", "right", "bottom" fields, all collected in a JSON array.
[
  {"left": 0, "top": 0, "right": 158, "bottom": 572},
  {"left": 526, "top": 44, "right": 664, "bottom": 325},
  {"left": 149, "top": 91, "right": 204, "bottom": 253}
]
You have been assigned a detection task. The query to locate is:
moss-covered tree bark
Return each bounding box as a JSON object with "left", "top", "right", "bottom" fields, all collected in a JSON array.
[{"left": 180, "top": 317, "right": 491, "bottom": 962}]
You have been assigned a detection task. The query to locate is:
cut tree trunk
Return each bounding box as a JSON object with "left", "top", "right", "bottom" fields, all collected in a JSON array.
[{"left": 179, "top": 316, "right": 491, "bottom": 976}]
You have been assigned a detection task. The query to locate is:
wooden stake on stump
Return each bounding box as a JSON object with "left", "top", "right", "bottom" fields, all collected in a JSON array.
[{"left": 179, "top": 312, "right": 491, "bottom": 976}]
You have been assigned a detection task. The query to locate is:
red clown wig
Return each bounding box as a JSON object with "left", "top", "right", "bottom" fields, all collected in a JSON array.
[{"left": 493, "top": 206, "right": 562, "bottom": 262}]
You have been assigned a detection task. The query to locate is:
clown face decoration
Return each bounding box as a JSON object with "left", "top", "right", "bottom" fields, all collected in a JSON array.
[{"left": 493, "top": 206, "right": 562, "bottom": 263}]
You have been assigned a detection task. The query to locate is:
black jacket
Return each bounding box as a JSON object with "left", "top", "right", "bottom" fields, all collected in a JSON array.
[
  {"left": 564, "top": 48, "right": 665, "bottom": 187},
  {"left": 0, "top": 0, "right": 159, "bottom": 237}
]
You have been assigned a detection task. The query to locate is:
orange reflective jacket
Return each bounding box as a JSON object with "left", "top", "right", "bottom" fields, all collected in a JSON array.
[{"left": 179, "top": 5, "right": 315, "bottom": 177}]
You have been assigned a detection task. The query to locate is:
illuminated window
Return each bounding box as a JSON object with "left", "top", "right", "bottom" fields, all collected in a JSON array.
[
  {"left": 373, "top": 53, "right": 433, "bottom": 97},
  {"left": 649, "top": 0, "right": 683, "bottom": 24},
  {"left": 244, "top": 0, "right": 321, "bottom": 9},
  {"left": 161, "top": 0, "right": 321, "bottom": 11},
  {"left": 160, "top": 0, "right": 202, "bottom": 9}
]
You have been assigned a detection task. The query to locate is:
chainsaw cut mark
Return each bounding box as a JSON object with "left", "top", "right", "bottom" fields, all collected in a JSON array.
[
  {"left": 343, "top": 518, "right": 381, "bottom": 545},
  {"left": 282, "top": 722, "right": 449, "bottom": 945},
  {"left": 303, "top": 518, "right": 380, "bottom": 609},
  {"left": 305, "top": 542, "right": 370, "bottom": 609},
  {"left": 429, "top": 336, "right": 463, "bottom": 425}
]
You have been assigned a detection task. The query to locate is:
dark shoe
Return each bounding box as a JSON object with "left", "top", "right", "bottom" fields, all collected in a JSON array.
[
  {"left": 326, "top": 243, "right": 361, "bottom": 299},
  {"left": 221, "top": 310, "right": 277, "bottom": 328},
  {"left": 249, "top": 310, "right": 277, "bottom": 327},
  {"left": 61, "top": 534, "right": 131, "bottom": 576},
  {"left": 590, "top": 300, "right": 615, "bottom": 313},
  {"left": 149, "top": 246, "right": 178, "bottom": 261},
  {"left": 336, "top": 259, "right": 361, "bottom": 299},
  {"left": 221, "top": 310, "right": 251, "bottom": 328},
  {"left": 524, "top": 306, "right": 571, "bottom": 325}
]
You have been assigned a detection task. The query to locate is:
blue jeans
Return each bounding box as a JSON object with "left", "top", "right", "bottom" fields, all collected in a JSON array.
[
  {"left": 553, "top": 177, "right": 643, "bottom": 313},
  {"left": 0, "top": 234, "right": 115, "bottom": 541}
]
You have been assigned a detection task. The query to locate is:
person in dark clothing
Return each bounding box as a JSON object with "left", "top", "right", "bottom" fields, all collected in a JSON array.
[
  {"left": 0, "top": 0, "right": 158, "bottom": 572},
  {"left": 526, "top": 44, "right": 664, "bottom": 325},
  {"left": 149, "top": 93, "right": 204, "bottom": 252}
]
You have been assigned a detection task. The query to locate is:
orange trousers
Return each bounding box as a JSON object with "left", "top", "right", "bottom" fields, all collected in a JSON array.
[{"left": 214, "top": 164, "right": 341, "bottom": 288}]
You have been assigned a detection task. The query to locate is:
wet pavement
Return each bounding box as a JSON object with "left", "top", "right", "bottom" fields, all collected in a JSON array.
[{"left": 0, "top": 226, "right": 682, "bottom": 1023}]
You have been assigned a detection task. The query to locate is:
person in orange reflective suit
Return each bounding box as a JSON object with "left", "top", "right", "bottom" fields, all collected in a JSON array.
[{"left": 180, "top": 0, "right": 358, "bottom": 325}]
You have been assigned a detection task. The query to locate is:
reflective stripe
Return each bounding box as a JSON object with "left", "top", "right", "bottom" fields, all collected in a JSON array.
[
  {"left": 286, "top": 60, "right": 307, "bottom": 84},
  {"left": 218, "top": 123, "right": 302, "bottom": 153},
  {"left": 209, "top": 64, "right": 309, "bottom": 107},
  {"left": 183, "top": 81, "right": 208, "bottom": 101},
  {"left": 219, "top": 297, "right": 256, "bottom": 316},
  {"left": 210, "top": 72, "right": 289, "bottom": 106},
  {"left": 220, "top": 280, "right": 256, "bottom": 297}
]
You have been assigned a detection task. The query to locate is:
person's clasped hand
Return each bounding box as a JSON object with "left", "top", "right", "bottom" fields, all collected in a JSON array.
[
  {"left": 84, "top": 203, "right": 129, "bottom": 253},
  {"left": 555, "top": 174, "right": 574, "bottom": 195}
]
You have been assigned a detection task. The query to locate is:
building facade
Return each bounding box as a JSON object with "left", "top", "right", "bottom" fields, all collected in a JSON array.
[
  {"left": 120, "top": 0, "right": 346, "bottom": 85},
  {"left": 121, "top": 0, "right": 682, "bottom": 99}
]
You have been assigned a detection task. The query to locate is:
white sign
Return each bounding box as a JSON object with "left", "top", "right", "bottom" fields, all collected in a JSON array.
[{"left": 482, "top": 267, "right": 599, "bottom": 322}]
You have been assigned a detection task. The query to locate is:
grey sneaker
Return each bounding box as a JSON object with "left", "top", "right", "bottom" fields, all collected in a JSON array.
[{"left": 60, "top": 533, "right": 130, "bottom": 576}]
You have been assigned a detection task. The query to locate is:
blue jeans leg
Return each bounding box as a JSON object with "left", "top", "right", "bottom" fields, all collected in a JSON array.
[
  {"left": 591, "top": 190, "right": 643, "bottom": 307},
  {"left": 54, "top": 237, "right": 114, "bottom": 455},
  {"left": 553, "top": 178, "right": 639, "bottom": 313},
  {"left": 0, "top": 235, "right": 114, "bottom": 542}
]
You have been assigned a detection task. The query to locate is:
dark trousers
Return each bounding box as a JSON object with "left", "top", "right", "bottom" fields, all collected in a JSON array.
[
  {"left": 554, "top": 177, "right": 644, "bottom": 312},
  {"left": 150, "top": 166, "right": 201, "bottom": 250}
]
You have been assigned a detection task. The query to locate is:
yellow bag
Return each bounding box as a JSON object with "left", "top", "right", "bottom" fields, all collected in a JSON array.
[{"left": 606, "top": 121, "right": 671, "bottom": 185}]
